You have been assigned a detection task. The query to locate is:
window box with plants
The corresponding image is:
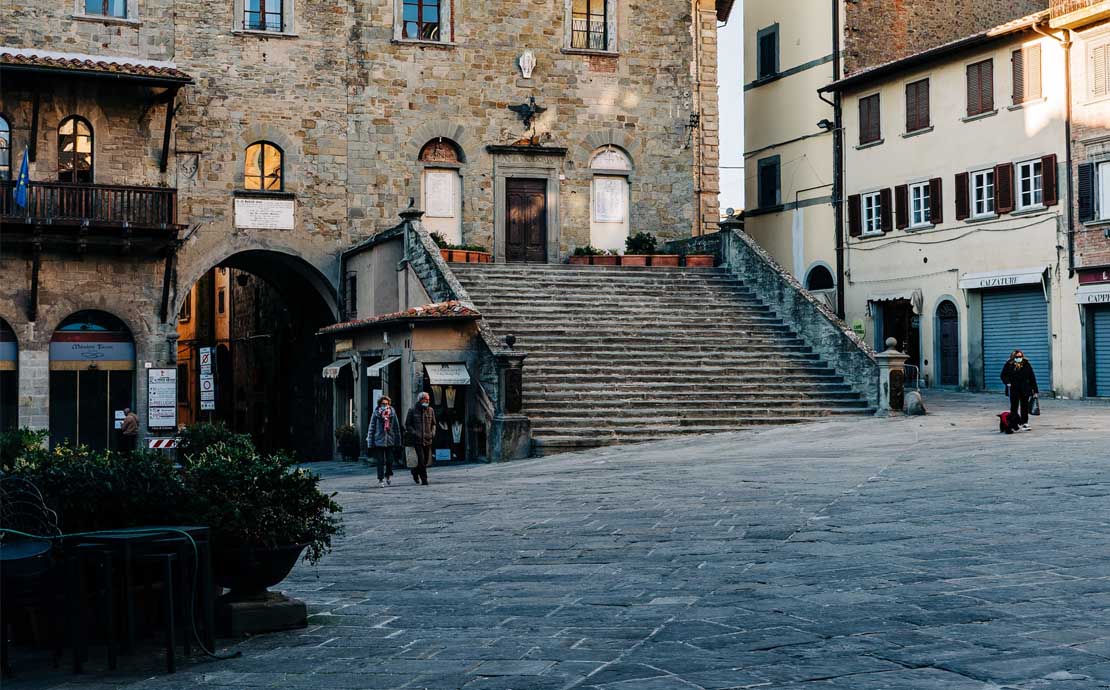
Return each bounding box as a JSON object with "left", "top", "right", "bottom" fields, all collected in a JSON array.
[{"left": 431, "top": 233, "right": 492, "bottom": 263}]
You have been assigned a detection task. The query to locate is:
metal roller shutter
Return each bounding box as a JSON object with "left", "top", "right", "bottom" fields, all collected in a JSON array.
[
  {"left": 1093, "top": 306, "right": 1110, "bottom": 397},
  {"left": 982, "top": 287, "right": 1051, "bottom": 392}
]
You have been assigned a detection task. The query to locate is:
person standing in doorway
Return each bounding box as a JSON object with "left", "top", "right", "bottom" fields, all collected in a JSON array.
[
  {"left": 1001, "top": 350, "right": 1039, "bottom": 432},
  {"left": 367, "top": 395, "right": 402, "bottom": 488},
  {"left": 119, "top": 407, "right": 139, "bottom": 453},
  {"left": 405, "top": 392, "right": 436, "bottom": 486}
]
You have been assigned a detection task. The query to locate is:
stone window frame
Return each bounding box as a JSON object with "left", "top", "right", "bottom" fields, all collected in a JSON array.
[
  {"left": 418, "top": 138, "right": 465, "bottom": 228},
  {"left": 392, "top": 0, "right": 455, "bottom": 46},
  {"left": 589, "top": 146, "right": 633, "bottom": 224},
  {"left": 232, "top": 0, "right": 297, "bottom": 36},
  {"left": 562, "top": 0, "right": 618, "bottom": 56},
  {"left": 71, "top": 0, "right": 141, "bottom": 25}
]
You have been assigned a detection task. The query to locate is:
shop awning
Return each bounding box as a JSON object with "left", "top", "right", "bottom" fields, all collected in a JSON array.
[
  {"left": 959, "top": 266, "right": 1047, "bottom": 290},
  {"left": 1077, "top": 284, "right": 1110, "bottom": 305},
  {"left": 867, "top": 289, "right": 924, "bottom": 315},
  {"left": 321, "top": 359, "right": 352, "bottom": 379},
  {"left": 425, "top": 363, "right": 471, "bottom": 386},
  {"left": 366, "top": 355, "right": 401, "bottom": 377}
]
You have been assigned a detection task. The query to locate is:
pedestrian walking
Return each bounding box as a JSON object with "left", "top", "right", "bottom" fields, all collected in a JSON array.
[
  {"left": 119, "top": 407, "right": 139, "bottom": 453},
  {"left": 367, "top": 395, "right": 402, "bottom": 488},
  {"left": 405, "top": 392, "right": 436, "bottom": 486},
  {"left": 1001, "top": 349, "right": 1039, "bottom": 432}
]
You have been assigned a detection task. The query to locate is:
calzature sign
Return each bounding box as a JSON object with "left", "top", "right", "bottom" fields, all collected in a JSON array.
[
  {"left": 148, "top": 367, "right": 178, "bottom": 429},
  {"left": 234, "top": 198, "right": 295, "bottom": 230}
]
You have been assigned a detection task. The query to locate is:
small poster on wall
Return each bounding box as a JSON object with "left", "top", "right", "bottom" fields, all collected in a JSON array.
[{"left": 148, "top": 367, "right": 178, "bottom": 429}]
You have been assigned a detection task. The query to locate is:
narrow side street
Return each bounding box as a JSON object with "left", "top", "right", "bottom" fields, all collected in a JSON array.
[{"left": 13, "top": 393, "right": 1110, "bottom": 690}]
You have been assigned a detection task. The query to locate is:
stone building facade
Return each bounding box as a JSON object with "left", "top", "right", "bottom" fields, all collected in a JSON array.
[{"left": 0, "top": 0, "right": 729, "bottom": 453}]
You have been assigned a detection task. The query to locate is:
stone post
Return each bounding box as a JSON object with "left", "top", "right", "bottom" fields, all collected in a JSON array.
[
  {"left": 875, "top": 337, "right": 909, "bottom": 416},
  {"left": 490, "top": 350, "right": 531, "bottom": 461}
]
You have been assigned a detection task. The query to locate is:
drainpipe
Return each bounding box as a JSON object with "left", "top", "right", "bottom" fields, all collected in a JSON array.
[
  {"left": 1034, "top": 22, "right": 1075, "bottom": 277},
  {"left": 829, "top": 0, "right": 846, "bottom": 317}
]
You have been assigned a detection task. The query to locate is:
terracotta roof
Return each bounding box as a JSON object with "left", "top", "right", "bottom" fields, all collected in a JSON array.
[
  {"left": 319, "top": 301, "right": 481, "bottom": 335},
  {"left": 822, "top": 10, "right": 1051, "bottom": 93},
  {"left": 0, "top": 49, "right": 193, "bottom": 84}
]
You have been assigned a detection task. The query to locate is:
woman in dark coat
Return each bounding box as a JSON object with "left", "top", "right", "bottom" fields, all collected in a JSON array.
[
  {"left": 405, "top": 392, "right": 436, "bottom": 486},
  {"left": 367, "top": 395, "right": 402, "bottom": 487},
  {"left": 1000, "top": 349, "right": 1039, "bottom": 432}
]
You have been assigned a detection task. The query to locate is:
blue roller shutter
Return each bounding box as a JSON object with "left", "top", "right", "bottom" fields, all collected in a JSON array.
[
  {"left": 1093, "top": 306, "right": 1110, "bottom": 397},
  {"left": 982, "top": 287, "right": 1051, "bottom": 392}
]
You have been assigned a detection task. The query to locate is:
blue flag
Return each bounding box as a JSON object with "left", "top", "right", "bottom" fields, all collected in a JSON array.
[{"left": 13, "top": 148, "right": 29, "bottom": 209}]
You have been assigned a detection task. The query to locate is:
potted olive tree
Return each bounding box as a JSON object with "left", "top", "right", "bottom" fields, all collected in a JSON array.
[{"left": 622, "top": 232, "right": 656, "bottom": 266}]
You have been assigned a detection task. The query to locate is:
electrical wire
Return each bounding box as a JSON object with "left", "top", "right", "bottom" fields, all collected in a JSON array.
[
  {"left": 849, "top": 214, "right": 1058, "bottom": 251},
  {"left": 1, "top": 526, "right": 242, "bottom": 662}
]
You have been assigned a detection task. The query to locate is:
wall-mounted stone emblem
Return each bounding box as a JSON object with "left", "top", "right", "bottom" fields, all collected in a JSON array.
[{"left": 519, "top": 50, "right": 536, "bottom": 79}]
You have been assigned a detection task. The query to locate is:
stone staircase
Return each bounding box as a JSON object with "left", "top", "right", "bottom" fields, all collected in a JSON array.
[{"left": 452, "top": 263, "right": 875, "bottom": 455}]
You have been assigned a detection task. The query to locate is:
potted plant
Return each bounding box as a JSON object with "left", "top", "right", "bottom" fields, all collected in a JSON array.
[
  {"left": 622, "top": 232, "right": 656, "bottom": 266},
  {"left": 570, "top": 245, "right": 602, "bottom": 265},
  {"left": 461, "top": 244, "right": 493, "bottom": 263},
  {"left": 430, "top": 232, "right": 452, "bottom": 262},
  {"left": 652, "top": 253, "right": 680, "bottom": 267},
  {"left": 334, "top": 424, "right": 361, "bottom": 462},
  {"left": 593, "top": 249, "right": 620, "bottom": 266},
  {"left": 685, "top": 254, "right": 716, "bottom": 267}
]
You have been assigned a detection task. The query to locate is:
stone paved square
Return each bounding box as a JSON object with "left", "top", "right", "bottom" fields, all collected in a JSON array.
[{"left": 9, "top": 393, "right": 1110, "bottom": 689}]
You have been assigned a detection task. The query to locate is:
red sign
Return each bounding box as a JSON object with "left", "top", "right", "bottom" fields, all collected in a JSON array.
[{"left": 1079, "top": 269, "right": 1110, "bottom": 285}]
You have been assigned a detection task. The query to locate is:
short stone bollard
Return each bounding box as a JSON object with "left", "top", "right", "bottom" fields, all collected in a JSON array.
[{"left": 874, "top": 337, "right": 909, "bottom": 417}]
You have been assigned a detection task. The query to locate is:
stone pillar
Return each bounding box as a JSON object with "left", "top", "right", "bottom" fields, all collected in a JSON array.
[
  {"left": 489, "top": 351, "right": 531, "bottom": 462},
  {"left": 875, "top": 337, "right": 909, "bottom": 416},
  {"left": 18, "top": 348, "right": 49, "bottom": 431}
]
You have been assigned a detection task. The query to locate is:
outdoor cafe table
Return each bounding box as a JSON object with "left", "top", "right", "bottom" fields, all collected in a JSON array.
[{"left": 65, "top": 526, "right": 215, "bottom": 653}]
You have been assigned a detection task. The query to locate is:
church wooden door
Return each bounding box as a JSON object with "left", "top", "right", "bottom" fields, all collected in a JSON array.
[{"left": 506, "top": 178, "right": 547, "bottom": 263}]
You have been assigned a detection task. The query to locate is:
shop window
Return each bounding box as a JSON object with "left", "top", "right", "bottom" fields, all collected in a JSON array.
[
  {"left": 58, "top": 116, "right": 93, "bottom": 184},
  {"left": 244, "top": 141, "right": 283, "bottom": 191}
]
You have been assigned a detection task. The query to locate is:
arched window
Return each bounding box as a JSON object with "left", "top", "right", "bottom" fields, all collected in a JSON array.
[
  {"left": 58, "top": 116, "right": 93, "bottom": 183},
  {"left": 805, "top": 264, "right": 835, "bottom": 291},
  {"left": 245, "top": 141, "right": 283, "bottom": 191},
  {"left": 0, "top": 116, "right": 10, "bottom": 181},
  {"left": 589, "top": 147, "right": 632, "bottom": 252},
  {"left": 419, "top": 138, "right": 463, "bottom": 245}
]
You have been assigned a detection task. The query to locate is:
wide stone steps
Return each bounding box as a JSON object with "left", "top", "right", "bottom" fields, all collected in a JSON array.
[{"left": 453, "top": 264, "right": 872, "bottom": 454}]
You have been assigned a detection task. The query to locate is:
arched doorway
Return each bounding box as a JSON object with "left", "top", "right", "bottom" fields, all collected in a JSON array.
[
  {"left": 176, "top": 251, "right": 335, "bottom": 459},
  {"left": 936, "top": 300, "right": 960, "bottom": 388},
  {"left": 49, "top": 311, "right": 135, "bottom": 450},
  {"left": 1, "top": 318, "right": 17, "bottom": 431}
]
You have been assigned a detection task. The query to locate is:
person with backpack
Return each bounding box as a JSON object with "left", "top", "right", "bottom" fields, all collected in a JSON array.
[
  {"left": 367, "top": 395, "right": 402, "bottom": 487},
  {"left": 1001, "top": 350, "right": 1039, "bottom": 432}
]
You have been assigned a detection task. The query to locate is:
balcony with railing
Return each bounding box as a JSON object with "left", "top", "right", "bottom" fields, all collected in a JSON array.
[
  {"left": 1050, "top": 0, "right": 1110, "bottom": 28},
  {"left": 0, "top": 181, "right": 180, "bottom": 252}
]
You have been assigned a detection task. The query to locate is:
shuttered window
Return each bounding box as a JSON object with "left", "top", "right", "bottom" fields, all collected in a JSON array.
[
  {"left": 757, "top": 155, "right": 780, "bottom": 209},
  {"left": 757, "top": 25, "right": 779, "bottom": 80},
  {"left": 859, "top": 94, "right": 881, "bottom": 145},
  {"left": 1093, "top": 43, "right": 1110, "bottom": 99},
  {"left": 862, "top": 192, "right": 882, "bottom": 235},
  {"left": 905, "top": 79, "right": 930, "bottom": 132},
  {"left": 1012, "top": 45, "right": 1042, "bottom": 104},
  {"left": 966, "top": 59, "right": 994, "bottom": 117},
  {"left": 345, "top": 273, "right": 358, "bottom": 320}
]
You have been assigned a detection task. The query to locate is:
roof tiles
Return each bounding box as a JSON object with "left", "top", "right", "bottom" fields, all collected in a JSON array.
[
  {"left": 0, "top": 51, "right": 193, "bottom": 83},
  {"left": 319, "top": 300, "right": 481, "bottom": 335}
]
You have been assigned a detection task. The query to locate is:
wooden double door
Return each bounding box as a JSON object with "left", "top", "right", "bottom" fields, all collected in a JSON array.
[{"left": 505, "top": 178, "right": 548, "bottom": 263}]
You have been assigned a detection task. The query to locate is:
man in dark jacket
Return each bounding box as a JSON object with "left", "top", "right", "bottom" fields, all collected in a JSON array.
[
  {"left": 405, "top": 392, "right": 436, "bottom": 485},
  {"left": 1001, "top": 350, "right": 1039, "bottom": 432}
]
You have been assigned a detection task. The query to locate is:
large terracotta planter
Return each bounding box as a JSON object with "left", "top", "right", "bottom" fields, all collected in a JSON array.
[
  {"left": 685, "top": 254, "right": 716, "bottom": 267},
  {"left": 467, "top": 250, "right": 492, "bottom": 263},
  {"left": 621, "top": 255, "right": 650, "bottom": 267},
  {"left": 591, "top": 255, "right": 619, "bottom": 266},
  {"left": 447, "top": 249, "right": 468, "bottom": 263},
  {"left": 439, "top": 248, "right": 452, "bottom": 261},
  {"left": 214, "top": 543, "right": 308, "bottom": 597},
  {"left": 652, "top": 254, "right": 680, "bottom": 267},
  {"left": 569, "top": 255, "right": 591, "bottom": 265}
]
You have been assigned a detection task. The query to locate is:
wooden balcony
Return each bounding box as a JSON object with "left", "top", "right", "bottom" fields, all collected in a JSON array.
[
  {"left": 0, "top": 181, "right": 180, "bottom": 253},
  {"left": 1050, "top": 0, "right": 1110, "bottom": 28}
]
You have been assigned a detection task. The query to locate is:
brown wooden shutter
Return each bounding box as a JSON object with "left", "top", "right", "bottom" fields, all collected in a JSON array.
[
  {"left": 880, "top": 188, "right": 893, "bottom": 233},
  {"left": 918, "top": 79, "right": 930, "bottom": 129},
  {"left": 1027, "top": 45, "right": 1042, "bottom": 101},
  {"left": 906, "top": 83, "right": 917, "bottom": 132},
  {"left": 981, "top": 59, "right": 994, "bottom": 112},
  {"left": 895, "top": 184, "right": 909, "bottom": 229},
  {"left": 955, "top": 172, "right": 970, "bottom": 220},
  {"left": 1094, "top": 45, "right": 1108, "bottom": 99},
  {"left": 1078, "top": 162, "right": 1096, "bottom": 222},
  {"left": 929, "top": 177, "right": 943, "bottom": 224},
  {"left": 995, "top": 162, "right": 1015, "bottom": 214},
  {"left": 859, "top": 95, "right": 880, "bottom": 144},
  {"left": 1042, "top": 153, "right": 1058, "bottom": 206},
  {"left": 848, "top": 194, "right": 862, "bottom": 237},
  {"left": 967, "top": 63, "right": 981, "bottom": 116},
  {"left": 1012, "top": 49, "right": 1025, "bottom": 105}
]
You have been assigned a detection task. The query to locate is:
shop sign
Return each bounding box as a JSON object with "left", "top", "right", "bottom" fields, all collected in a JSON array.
[
  {"left": 48, "top": 341, "right": 135, "bottom": 362},
  {"left": 148, "top": 367, "right": 177, "bottom": 429},
  {"left": 1079, "top": 269, "right": 1110, "bottom": 286},
  {"left": 334, "top": 338, "right": 354, "bottom": 353},
  {"left": 234, "top": 198, "right": 295, "bottom": 230},
  {"left": 958, "top": 267, "right": 1047, "bottom": 291},
  {"left": 1077, "top": 286, "right": 1110, "bottom": 305}
]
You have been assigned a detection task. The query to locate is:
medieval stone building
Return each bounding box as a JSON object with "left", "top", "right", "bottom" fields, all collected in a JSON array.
[{"left": 0, "top": 0, "right": 730, "bottom": 454}]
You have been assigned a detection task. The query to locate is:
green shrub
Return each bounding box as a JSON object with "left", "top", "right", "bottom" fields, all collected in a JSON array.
[
  {"left": 429, "top": 232, "right": 449, "bottom": 248},
  {"left": 572, "top": 245, "right": 603, "bottom": 256},
  {"left": 176, "top": 422, "right": 253, "bottom": 463},
  {"left": 625, "top": 232, "right": 658, "bottom": 255},
  {"left": 0, "top": 427, "right": 48, "bottom": 473},
  {"left": 334, "top": 425, "right": 360, "bottom": 461},
  {"left": 181, "top": 443, "right": 342, "bottom": 564}
]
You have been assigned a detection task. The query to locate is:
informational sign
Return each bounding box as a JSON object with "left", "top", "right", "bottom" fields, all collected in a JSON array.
[
  {"left": 424, "top": 170, "right": 456, "bottom": 218},
  {"left": 148, "top": 367, "right": 178, "bottom": 429},
  {"left": 234, "top": 197, "right": 295, "bottom": 230},
  {"left": 114, "top": 409, "right": 124, "bottom": 430},
  {"left": 435, "top": 448, "right": 451, "bottom": 462},
  {"left": 593, "top": 177, "right": 627, "bottom": 223},
  {"left": 334, "top": 338, "right": 354, "bottom": 353},
  {"left": 199, "top": 347, "right": 215, "bottom": 411}
]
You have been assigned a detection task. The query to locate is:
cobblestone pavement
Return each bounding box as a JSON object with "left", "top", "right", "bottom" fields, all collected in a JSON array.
[{"left": 12, "top": 392, "right": 1110, "bottom": 690}]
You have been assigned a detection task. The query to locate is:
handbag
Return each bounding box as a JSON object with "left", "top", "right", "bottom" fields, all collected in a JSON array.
[
  {"left": 405, "top": 447, "right": 419, "bottom": 468},
  {"left": 1030, "top": 396, "right": 1041, "bottom": 416}
]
